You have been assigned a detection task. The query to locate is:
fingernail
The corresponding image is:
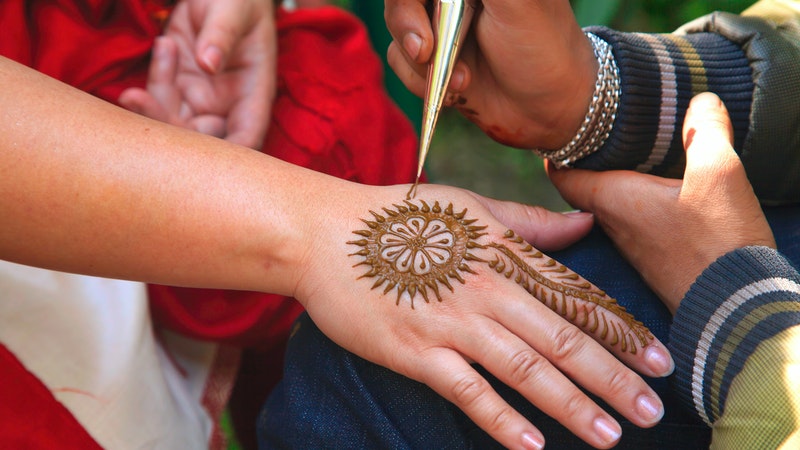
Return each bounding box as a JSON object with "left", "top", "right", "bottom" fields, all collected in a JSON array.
[
  {"left": 563, "top": 210, "right": 593, "bottom": 220},
  {"left": 690, "top": 92, "right": 723, "bottom": 112},
  {"left": 636, "top": 394, "right": 664, "bottom": 424},
  {"left": 645, "top": 345, "right": 674, "bottom": 376},
  {"left": 201, "top": 45, "right": 223, "bottom": 73},
  {"left": 593, "top": 417, "right": 621, "bottom": 445},
  {"left": 450, "top": 67, "right": 466, "bottom": 91},
  {"left": 521, "top": 432, "right": 544, "bottom": 450},
  {"left": 403, "top": 33, "right": 423, "bottom": 61}
]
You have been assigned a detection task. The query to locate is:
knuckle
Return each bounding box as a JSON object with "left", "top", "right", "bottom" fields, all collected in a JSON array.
[
  {"left": 505, "top": 349, "right": 548, "bottom": 385},
  {"left": 549, "top": 325, "right": 589, "bottom": 363},
  {"left": 604, "top": 368, "right": 637, "bottom": 399},
  {"left": 485, "top": 405, "right": 518, "bottom": 434},
  {"left": 450, "top": 374, "right": 491, "bottom": 407},
  {"left": 560, "top": 390, "right": 590, "bottom": 420}
]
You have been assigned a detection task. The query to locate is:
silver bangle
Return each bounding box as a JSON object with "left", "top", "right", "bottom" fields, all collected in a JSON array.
[{"left": 532, "top": 32, "right": 620, "bottom": 168}]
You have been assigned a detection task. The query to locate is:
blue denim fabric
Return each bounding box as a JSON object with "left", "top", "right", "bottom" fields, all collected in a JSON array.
[{"left": 258, "top": 206, "right": 800, "bottom": 449}]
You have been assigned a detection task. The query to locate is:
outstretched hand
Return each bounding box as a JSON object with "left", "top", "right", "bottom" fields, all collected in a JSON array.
[
  {"left": 118, "top": 0, "right": 276, "bottom": 149},
  {"left": 294, "top": 183, "right": 674, "bottom": 449},
  {"left": 384, "top": 0, "right": 596, "bottom": 150},
  {"left": 548, "top": 93, "right": 776, "bottom": 313}
]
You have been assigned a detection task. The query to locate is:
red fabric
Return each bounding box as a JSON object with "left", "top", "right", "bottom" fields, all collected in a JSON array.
[
  {"left": 0, "top": 0, "right": 172, "bottom": 102},
  {"left": 0, "top": 344, "right": 103, "bottom": 450}
]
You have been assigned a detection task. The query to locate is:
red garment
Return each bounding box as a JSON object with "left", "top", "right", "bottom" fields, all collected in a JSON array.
[
  {"left": 0, "top": 1, "right": 419, "bottom": 448},
  {"left": 0, "top": 344, "right": 102, "bottom": 449},
  {"left": 0, "top": 0, "right": 172, "bottom": 102}
]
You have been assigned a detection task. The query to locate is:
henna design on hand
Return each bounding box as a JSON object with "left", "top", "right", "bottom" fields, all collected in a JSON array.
[
  {"left": 348, "top": 200, "right": 487, "bottom": 305},
  {"left": 348, "top": 200, "right": 654, "bottom": 354}
]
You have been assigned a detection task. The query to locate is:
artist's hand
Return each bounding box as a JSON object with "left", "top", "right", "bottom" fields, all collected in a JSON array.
[
  {"left": 548, "top": 93, "right": 776, "bottom": 314},
  {"left": 119, "top": 0, "right": 276, "bottom": 149},
  {"left": 294, "top": 184, "right": 673, "bottom": 449},
  {"left": 384, "top": 0, "right": 595, "bottom": 149}
]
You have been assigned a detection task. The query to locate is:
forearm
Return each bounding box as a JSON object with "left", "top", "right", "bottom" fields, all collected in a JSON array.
[
  {"left": 669, "top": 246, "right": 800, "bottom": 448},
  {"left": 0, "top": 55, "right": 338, "bottom": 296}
]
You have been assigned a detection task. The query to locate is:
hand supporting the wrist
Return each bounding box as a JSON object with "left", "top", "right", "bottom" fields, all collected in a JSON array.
[{"left": 549, "top": 93, "right": 776, "bottom": 313}]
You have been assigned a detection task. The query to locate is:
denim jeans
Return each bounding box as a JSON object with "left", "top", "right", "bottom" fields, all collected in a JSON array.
[{"left": 258, "top": 206, "right": 800, "bottom": 449}]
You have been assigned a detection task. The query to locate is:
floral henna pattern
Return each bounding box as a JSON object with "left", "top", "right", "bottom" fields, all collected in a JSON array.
[
  {"left": 348, "top": 200, "right": 487, "bottom": 305},
  {"left": 349, "top": 200, "right": 655, "bottom": 354}
]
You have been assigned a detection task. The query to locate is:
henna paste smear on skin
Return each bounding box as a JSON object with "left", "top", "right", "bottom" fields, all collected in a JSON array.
[{"left": 348, "top": 200, "right": 654, "bottom": 354}]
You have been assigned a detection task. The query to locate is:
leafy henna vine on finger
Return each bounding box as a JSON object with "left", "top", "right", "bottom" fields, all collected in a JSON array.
[{"left": 348, "top": 200, "right": 655, "bottom": 354}]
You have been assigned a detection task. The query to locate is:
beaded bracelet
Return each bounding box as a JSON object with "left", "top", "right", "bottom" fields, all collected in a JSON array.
[{"left": 532, "top": 32, "right": 620, "bottom": 168}]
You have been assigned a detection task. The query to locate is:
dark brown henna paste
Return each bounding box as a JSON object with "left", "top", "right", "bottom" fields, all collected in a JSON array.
[
  {"left": 349, "top": 201, "right": 654, "bottom": 354},
  {"left": 348, "top": 200, "right": 487, "bottom": 307}
]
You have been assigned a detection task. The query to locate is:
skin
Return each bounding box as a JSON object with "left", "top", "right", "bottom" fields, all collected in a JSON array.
[
  {"left": 548, "top": 92, "right": 776, "bottom": 314},
  {"left": 0, "top": 55, "right": 672, "bottom": 450},
  {"left": 384, "top": 0, "right": 596, "bottom": 149},
  {"left": 118, "top": 0, "right": 276, "bottom": 149}
]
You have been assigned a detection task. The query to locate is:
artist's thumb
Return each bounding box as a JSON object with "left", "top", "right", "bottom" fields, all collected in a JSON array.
[{"left": 681, "top": 92, "right": 745, "bottom": 192}]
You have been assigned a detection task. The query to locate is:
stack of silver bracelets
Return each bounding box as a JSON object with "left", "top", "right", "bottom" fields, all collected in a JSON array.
[{"left": 532, "top": 32, "right": 620, "bottom": 168}]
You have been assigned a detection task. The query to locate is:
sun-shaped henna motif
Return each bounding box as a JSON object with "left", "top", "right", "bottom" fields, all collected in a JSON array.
[
  {"left": 349, "top": 200, "right": 654, "bottom": 354},
  {"left": 348, "top": 200, "right": 486, "bottom": 307}
]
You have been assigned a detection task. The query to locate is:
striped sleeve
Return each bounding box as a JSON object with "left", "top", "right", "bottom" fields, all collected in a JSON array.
[
  {"left": 669, "top": 246, "right": 800, "bottom": 449},
  {"left": 581, "top": 6, "right": 800, "bottom": 205},
  {"left": 579, "top": 24, "right": 753, "bottom": 178}
]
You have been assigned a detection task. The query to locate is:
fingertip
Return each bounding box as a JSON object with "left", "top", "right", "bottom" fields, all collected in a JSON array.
[
  {"left": 689, "top": 91, "right": 726, "bottom": 112},
  {"left": 683, "top": 92, "right": 733, "bottom": 148},
  {"left": 522, "top": 432, "right": 545, "bottom": 450},
  {"left": 636, "top": 394, "right": 665, "bottom": 426},
  {"left": 644, "top": 344, "right": 674, "bottom": 377},
  {"left": 199, "top": 45, "right": 223, "bottom": 74},
  {"left": 117, "top": 88, "right": 145, "bottom": 114},
  {"left": 593, "top": 417, "right": 622, "bottom": 448},
  {"left": 402, "top": 32, "right": 423, "bottom": 62},
  {"left": 562, "top": 210, "right": 594, "bottom": 222}
]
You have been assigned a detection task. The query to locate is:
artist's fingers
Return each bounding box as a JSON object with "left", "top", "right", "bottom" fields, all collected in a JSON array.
[
  {"left": 415, "top": 349, "right": 547, "bottom": 450},
  {"left": 387, "top": 40, "right": 428, "bottom": 98},
  {"left": 384, "top": 0, "right": 435, "bottom": 64},
  {"left": 385, "top": 0, "right": 435, "bottom": 98}
]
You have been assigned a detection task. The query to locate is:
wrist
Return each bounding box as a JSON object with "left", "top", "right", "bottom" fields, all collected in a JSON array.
[{"left": 533, "top": 32, "right": 619, "bottom": 166}]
